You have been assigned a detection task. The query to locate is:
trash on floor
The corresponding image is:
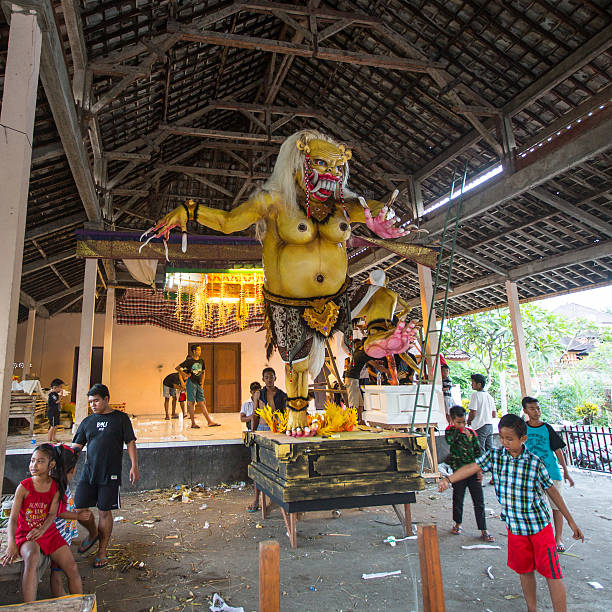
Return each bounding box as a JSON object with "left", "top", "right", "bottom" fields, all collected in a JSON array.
[
  {"left": 209, "top": 592, "right": 244, "bottom": 612},
  {"left": 362, "top": 570, "right": 402, "bottom": 579}
]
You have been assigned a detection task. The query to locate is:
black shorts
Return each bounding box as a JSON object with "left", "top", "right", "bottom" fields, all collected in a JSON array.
[
  {"left": 75, "top": 479, "right": 121, "bottom": 511},
  {"left": 47, "top": 412, "right": 60, "bottom": 427}
]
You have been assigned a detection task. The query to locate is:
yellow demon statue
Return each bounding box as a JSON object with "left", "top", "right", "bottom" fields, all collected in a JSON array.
[{"left": 149, "top": 130, "right": 417, "bottom": 430}]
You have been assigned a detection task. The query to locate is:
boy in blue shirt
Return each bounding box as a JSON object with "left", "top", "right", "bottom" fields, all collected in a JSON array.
[{"left": 522, "top": 396, "right": 574, "bottom": 552}]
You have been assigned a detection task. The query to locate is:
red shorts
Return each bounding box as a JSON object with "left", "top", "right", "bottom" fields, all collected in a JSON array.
[
  {"left": 16, "top": 525, "right": 67, "bottom": 557},
  {"left": 507, "top": 524, "right": 563, "bottom": 579}
]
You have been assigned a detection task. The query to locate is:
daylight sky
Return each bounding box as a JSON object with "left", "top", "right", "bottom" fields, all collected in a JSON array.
[{"left": 536, "top": 285, "right": 612, "bottom": 313}]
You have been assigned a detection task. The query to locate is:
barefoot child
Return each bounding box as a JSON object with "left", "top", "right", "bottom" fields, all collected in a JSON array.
[
  {"left": 47, "top": 379, "right": 64, "bottom": 443},
  {"left": 50, "top": 445, "right": 92, "bottom": 597},
  {"left": 1, "top": 444, "right": 83, "bottom": 602},
  {"left": 522, "top": 396, "right": 575, "bottom": 552},
  {"left": 445, "top": 405, "right": 494, "bottom": 542},
  {"left": 439, "top": 414, "right": 584, "bottom": 612}
]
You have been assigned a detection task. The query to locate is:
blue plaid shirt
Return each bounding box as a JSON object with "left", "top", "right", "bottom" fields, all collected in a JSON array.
[{"left": 476, "top": 446, "right": 553, "bottom": 535}]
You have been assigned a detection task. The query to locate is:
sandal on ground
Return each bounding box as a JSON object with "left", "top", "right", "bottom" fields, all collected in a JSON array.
[
  {"left": 77, "top": 535, "right": 99, "bottom": 554},
  {"left": 556, "top": 542, "right": 566, "bottom": 553},
  {"left": 171, "top": 414, "right": 179, "bottom": 419},
  {"left": 208, "top": 422, "right": 221, "bottom": 427},
  {"left": 451, "top": 525, "right": 462, "bottom": 535},
  {"left": 191, "top": 424, "right": 201, "bottom": 429},
  {"left": 246, "top": 505, "right": 260, "bottom": 513},
  {"left": 164, "top": 416, "right": 170, "bottom": 420},
  {"left": 93, "top": 557, "right": 109, "bottom": 569},
  {"left": 481, "top": 532, "right": 495, "bottom": 543}
]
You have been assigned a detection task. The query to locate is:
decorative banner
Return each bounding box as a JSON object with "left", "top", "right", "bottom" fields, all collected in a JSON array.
[
  {"left": 116, "top": 288, "right": 264, "bottom": 338},
  {"left": 168, "top": 271, "right": 264, "bottom": 332}
]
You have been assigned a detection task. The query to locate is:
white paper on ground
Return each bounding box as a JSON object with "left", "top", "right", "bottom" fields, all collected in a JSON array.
[
  {"left": 362, "top": 570, "right": 402, "bottom": 579},
  {"left": 209, "top": 593, "right": 244, "bottom": 612},
  {"left": 461, "top": 545, "right": 501, "bottom": 550},
  {"left": 587, "top": 581, "right": 604, "bottom": 590}
]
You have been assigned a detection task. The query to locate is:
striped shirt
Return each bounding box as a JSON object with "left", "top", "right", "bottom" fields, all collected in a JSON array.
[
  {"left": 476, "top": 446, "right": 553, "bottom": 535},
  {"left": 55, "top": 485, "right": 79, "bottom": 545}
]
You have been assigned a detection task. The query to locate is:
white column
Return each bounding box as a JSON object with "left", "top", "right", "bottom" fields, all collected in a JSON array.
[
  {"left": 102, "top": 286, "right": 114, "bottom": 386},
  {"left": 505, "top": 280, "right": 533, "bottom": 397},
  {"left": 23, "top": 308, "right": 36, "bottom": 378},
  {"left": 0, "top": 9, "right": 42, "bottom": 481},
  {"left": 74, "top": 258, "right": 98, "bottom": 427}
]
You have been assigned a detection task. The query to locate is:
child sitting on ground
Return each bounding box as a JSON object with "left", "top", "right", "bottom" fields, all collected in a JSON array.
[
  {"left": 50, "top": 445, "right": 92, "bottom": 596},
  {"left": 439, "top": 414, "right": 584, "bottom": 612},
  {"left": 445, "top": 405, "right": 494, "bottom": 542},
  {"left": 1, "top": 444, "right": 83, "bottom": 602},
  {"left": 522, "top": 396, "right": 575, "bottom": 552}
]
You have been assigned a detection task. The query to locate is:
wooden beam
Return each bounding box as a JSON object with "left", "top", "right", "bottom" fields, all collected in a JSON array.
[
  {"left": 506, "top": 280, "right": 533, "bottom": 396},
  {"left": 413, "top": 24, "right": 612, "bottom": 181},
  {"left": 156, "top": 164, "right": 268, "bottom": 180},
  {"left": 503, "top": 24, "right": 612, "bottom": 117},
  {"left": 88, "top": 63, "right": 149, "bottom": 78},
  {"left": 451, "top": 104, "right": 501, "bottom": 117},
  {"left": 111, "top": 188, "right": 150, "bottom": 197},
  {"left": 25, "top": 212, "right": 87, "bottom": 241},
  {"left": 51, "top": 292, "right": 83, "bottom": 316},
  {"left": 105, "top": 151, "right": 152, "bottom": 161},
  {"left": 91, "top": 34, "right": 179, "bottom": 115},
  {"left": 183, "top": 172, "right": 234, "bottom": 197},
  {"left": 22, "top": 252, "right": 76, "bottom": 275},
  {"left": 418, "top": 525, "right": 445, "bottom": 612},
  {"left": 518, "top": 84, "right": 612, "bottom": 154},
  {"left": 240, "top": 1, "right": 381, "bottom": 25},
  {"left": 19, "top": 291, "right": 49, "bottom": 318},
  {"left": 158, "top": 124, "right": 286, "bottom": 142},
  {"left": 167, "top": 23, "right": 442, "bottom": 72},
  {"left": 39, "top": 283, "right": 85, "bottom": 305},
  {"left": 421, "top": 111, "right": 612, "bottom": 238},
  {"left": 449, "top": 245, "right": 507, "bottom": 276},
  {"left": 209, "top": 100, "right": 321, "bottom": 116},
  {"left": 32, "top": 142, "right": 64, "bottom": 163},
  {"left": 529, "top": 188, "right": 612, "bottom": 239},
  {"left": 258, "top": 540, "right": 280, "bottom": 612}
]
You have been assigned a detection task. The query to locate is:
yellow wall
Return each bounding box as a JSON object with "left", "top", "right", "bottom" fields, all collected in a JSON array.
[{"left": 14, "top": 313, "right": 286, "bottom": 415}]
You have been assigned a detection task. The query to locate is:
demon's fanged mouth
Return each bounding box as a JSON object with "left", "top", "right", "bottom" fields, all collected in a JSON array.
[{"left": 307, "top": 172, "right": 340, "bottom": 201}]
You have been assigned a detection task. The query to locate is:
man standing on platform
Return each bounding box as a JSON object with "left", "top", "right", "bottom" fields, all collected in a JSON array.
[
  {"left": 73, "top": 384, "right": 139, "bottom": 569},
  {"left": 467, "top": 373, "right": 497, "bottom": 454},
  {"left": 177, "top": 345, "right": 219, "bottom": 429}
]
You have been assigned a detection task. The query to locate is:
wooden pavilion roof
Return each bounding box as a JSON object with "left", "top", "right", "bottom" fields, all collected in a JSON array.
[{"left": 0, "top": 0, "right": 610, "bottom": 320}]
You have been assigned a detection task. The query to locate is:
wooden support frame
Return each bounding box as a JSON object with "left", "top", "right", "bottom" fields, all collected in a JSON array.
[
  {"left": 259, "top": 540, "right": 280, "bottom": 612},
  {"left": 418, "top": 525, "right": 445, "bottom": 612},
  {"left": 167, "top": 21, "right": 442, "bottom": 72}
]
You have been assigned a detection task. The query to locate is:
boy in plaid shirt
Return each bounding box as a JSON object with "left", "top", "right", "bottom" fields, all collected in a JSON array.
[
  {"left": 445, "top": 405, "right": 494, "bottom": 541},
  {"left": 439, "top": 414, "right": 584, "bottom": 612}
]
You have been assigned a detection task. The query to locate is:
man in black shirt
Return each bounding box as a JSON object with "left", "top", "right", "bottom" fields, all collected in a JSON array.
[
  {"left": 73, "top": 384, "right": 139, "bottom": 569},
  {"left": 162, "top": 371, "right": 186, "bottom": 420},
  {"left": 177, "top": 345, "right": 219, "bottom": 429}
]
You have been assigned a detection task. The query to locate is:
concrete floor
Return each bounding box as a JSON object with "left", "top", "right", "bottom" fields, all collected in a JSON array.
[{"left": 0, "top": 468, "right": 610, "bottom": 611}]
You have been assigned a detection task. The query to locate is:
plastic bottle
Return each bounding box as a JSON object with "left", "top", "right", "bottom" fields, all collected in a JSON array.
[
  {"left": 31, "top": 437, "right": 36, "bottom": 448},
  {"left": 376, "top": 371, "right": 382, "bottom": 386}
]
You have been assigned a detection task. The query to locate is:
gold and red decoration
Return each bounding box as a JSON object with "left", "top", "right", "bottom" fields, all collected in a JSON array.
[{"left": 166, "top": 270, "right": 264, "bottom": 332}]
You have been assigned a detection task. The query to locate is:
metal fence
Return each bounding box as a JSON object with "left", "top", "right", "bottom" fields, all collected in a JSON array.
[{"left": 560, "top": 425, "right": 612, "bottom": 474}]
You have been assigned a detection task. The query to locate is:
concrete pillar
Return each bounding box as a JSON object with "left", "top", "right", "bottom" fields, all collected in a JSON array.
[
  {"left": 74, "top": 258, "right": 98, "bottom": 427},
  {"left": 102, "top": 286, "right": 114, "bottom": 386},
  {"left": 23, "top": 308, "right": 36, "bottom": 378},
  {"left": 505, "top": 280, "right": 533, "bottom": 397},
  {"left": 0, "top": 8, "right": 42, "bottom": 482}
]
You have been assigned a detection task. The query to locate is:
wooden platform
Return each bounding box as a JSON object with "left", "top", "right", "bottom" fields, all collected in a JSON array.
[{"left": 245, "top": 429, "right": 426, "bottom": 547}]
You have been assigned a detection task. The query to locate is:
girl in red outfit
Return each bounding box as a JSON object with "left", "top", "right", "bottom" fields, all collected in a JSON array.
[{"left": 1, "top": 444, "right": 82, "bottom": 602}]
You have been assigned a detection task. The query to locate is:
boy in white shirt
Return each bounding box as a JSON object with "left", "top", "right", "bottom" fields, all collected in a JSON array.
[
  {"left": 240, "top": 382, "right": 262, "bottom": 430},
  {"left": 467, "top": 373, "right": 496, "bottom": 454}
]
